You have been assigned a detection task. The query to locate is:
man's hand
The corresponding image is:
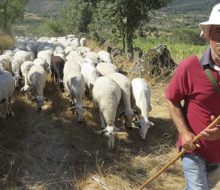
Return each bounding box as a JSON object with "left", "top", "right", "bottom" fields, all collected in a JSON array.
[
  {"left": 181, "top": 131, "right": 200, "bottom": 151},
  {"left": 201, "top": 115, "right": 220, "bottom": 141}
]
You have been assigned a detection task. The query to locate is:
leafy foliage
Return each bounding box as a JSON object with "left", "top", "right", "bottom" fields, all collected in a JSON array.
[
  {"left": 0, "top": 0, "right": 27, "bottom": 34},
  {"left": 103, "top": 0, "right": 172, "bottom": 56},
  {"left": 62, "top": 0, "right": 172, "bottom": 59},
  {"left": 62, "top": 0, "right": 100, "bottom": 35}
]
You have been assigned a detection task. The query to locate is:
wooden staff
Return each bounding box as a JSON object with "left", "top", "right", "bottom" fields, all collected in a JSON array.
[{"left": 139, "top": 115, "right": 220, "bottom": 190}]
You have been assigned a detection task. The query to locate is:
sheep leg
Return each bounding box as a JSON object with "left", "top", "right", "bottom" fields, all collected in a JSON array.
[
  {"left": 51, "top": 72, "right": 55, "bottom": 85},
  {"left": 99, "top": 112, "right": 105, "bottom": 129},
  {"left": 2, "top": 102, "right": 7, "bottom": 118},
  {"left": 7, "top": 98, "right": 14, "bottom": 117},
  {"left": 88, "top": 85, "right": 93, "bottom": 100}
]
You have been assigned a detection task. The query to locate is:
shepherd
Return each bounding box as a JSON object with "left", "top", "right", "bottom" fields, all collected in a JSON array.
[{"left": 165, "top": 3, "right": 220, "bottom": 190}]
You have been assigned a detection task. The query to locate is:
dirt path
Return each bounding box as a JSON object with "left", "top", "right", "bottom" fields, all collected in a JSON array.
[{"left": 0, "top": 65, "right": 184, "bottom": 190}]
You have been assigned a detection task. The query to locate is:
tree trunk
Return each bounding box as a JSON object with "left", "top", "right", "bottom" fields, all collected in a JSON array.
[
  {"left": 126, "top": 26, "right": 134, "bottom": 61},
  {"left": 78, "top": 4, "right": 92, "bottom": 33},
  {"left": 3, "top": 0, "right": 11, "bottom": 35},
  {"left": 122, "top": 24, "right": 125, "bottom": 53}
]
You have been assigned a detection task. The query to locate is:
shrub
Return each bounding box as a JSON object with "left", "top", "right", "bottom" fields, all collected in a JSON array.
[
  {"left": 34, "top": 19, "right": 68, "bottom": 37},
  {"left": 0, "top": 34, "right": 15, "bottom": 52}
]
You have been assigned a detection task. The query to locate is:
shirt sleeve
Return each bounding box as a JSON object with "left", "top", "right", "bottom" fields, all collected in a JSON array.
[{"left": 165, "top": 59, "right": 190, "bottom": 102}]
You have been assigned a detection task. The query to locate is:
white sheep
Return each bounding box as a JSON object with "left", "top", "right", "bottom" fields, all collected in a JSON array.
[
  {"left": 98, "top": 50, "right": 112, "bottom": 64},
  {"left": 64, "top": 59, "right": 81, "bottom": 74},
  {"left": 11, "top": 50, "right": 35, "bottom": 88},
  {"left": 0, "top": 54, "right": 12, "bottom": 72},
  {"left": 84, "top": 51, "right": 100, "bottom": 65},
  {"left": 37, "top": 49, "right": 53, "bottom": 71},
  {"left": 96, "top": 62, "right": 118, "bottom": 76},
  {"left": 108, "top": 72, "right": 134, "bottom": 128},
  {"left": 66, "top": 50, "right": 84, "bottom": 66},
  {"left": 20, "top": 61, "right": 34, "bottom": 91},
  {"left": 131, "top": 78, "right": 154, "bottom": 140},
  {"left": 80, "top": 37, "right": 87, "bottom": 47},
  {"left": 69, "top": 37, "right": 80, "bottom": 47},
  {"left": 27, "top": 64, "right": 48, "bottom": 111},
  {"left": 65, "top": 45, "right": 77, "bottom": 56},
  {"left": 0, "top": 70, "right": 15, "bottom": 118},
  {"left": 81, "top": 60, "right": 100, "bottom": 98},
  {"left": 76, "top": 46, "right": 91, "bottom": 58},
  {"left": 63, "top": 69, "right": 85, "bottom": 122},
  {"left": 53, "top": 46, "right": 66, "bottom": 61},
  {"left": 92, "top": 76, "right": 121, "bottom": 149},
  {"left": 3, "top": 50, "right": 13, "bottom": 57},
  {"left": 13, "top": 50, "right": 35, "bottom": 62}
]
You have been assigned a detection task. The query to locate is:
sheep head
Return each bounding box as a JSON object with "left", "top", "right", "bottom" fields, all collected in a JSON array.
[
  {"left": 73, "top": 105, "right": 85, "bottom": 123},
  {"left": 137, "top": 117, "right": 154, "bottom": 140},
  {"left": 33, "top": 96, "right": 48, "bottom": 112},
  {"left": 103, "top": 125, "right": 119, "bottom": 149}
]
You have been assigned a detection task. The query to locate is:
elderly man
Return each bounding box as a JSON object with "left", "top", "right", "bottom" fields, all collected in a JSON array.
[{"left": 165, "top": 4, "right": 220, "bottom": 190}]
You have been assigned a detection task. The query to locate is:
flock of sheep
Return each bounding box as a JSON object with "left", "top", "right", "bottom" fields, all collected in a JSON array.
[{"left": 0, "top": 34, "right": 154, "bottom": 149}]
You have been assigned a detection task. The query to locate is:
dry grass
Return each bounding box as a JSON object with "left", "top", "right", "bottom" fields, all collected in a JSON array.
[
  {"left": 0, "top": 34, "right": 15, "bottom": 53},
  {"left": 0, "top": 43, "right": 185, "bottom": 190}
]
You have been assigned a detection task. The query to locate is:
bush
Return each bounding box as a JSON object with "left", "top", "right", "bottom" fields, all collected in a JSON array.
[
  {"left": 34, "top": 19, "right": 69, "bottom": 37},
  {"left": 0, "top": 34, "right": 15, "bottom": 52}
]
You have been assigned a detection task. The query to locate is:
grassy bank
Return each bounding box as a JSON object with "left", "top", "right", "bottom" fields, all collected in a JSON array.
[{"left": 134, "top": 35, "right": 207, "bottom": 63}]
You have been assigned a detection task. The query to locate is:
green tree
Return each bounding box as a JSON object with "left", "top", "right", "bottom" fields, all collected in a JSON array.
[
  {"left": 64, "top": 0, "right": 171, "bottom": 59},
  {"left": 106, "top": 0, "right": 172, "bottom": 59},
  {"left": 0, "top": 0, "right": 27, "bottom": 35},
  {"left": 78, "top": 3, "right": 93, "bottom": 33},
  {"left": 63, "top": 0, "right": 99, "bottom": 34}
]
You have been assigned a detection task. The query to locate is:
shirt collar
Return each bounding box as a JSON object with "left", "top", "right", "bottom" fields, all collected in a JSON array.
[{"left": 200, "top": 48, "right": 220, "bottom": 72}]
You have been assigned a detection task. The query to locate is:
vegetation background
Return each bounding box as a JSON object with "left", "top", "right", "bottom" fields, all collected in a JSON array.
[{"left": 0, "top": 0, "right": 218, "bottom": 189}]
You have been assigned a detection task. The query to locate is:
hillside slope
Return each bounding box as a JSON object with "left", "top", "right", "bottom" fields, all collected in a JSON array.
[
  {"left": 25, "top": 0, "right": 218, "bottom": 16},
  {"left": 26, "top": 0, "right": 68, "bottom": 15},
  {"left": 162, "top": 0, "right": 218, "bottom": 14},
  {"left": 23, "top": 0, "right": 217, "bottom": 33}
]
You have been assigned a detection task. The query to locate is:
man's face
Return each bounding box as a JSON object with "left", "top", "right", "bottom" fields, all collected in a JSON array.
[{"left": 210, "top": 25, "right": 220, "bottom": 60}]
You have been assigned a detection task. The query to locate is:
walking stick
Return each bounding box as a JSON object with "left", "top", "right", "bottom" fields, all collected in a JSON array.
[{"left": 139, "top": 115, "right": 220, "bottom": 190}]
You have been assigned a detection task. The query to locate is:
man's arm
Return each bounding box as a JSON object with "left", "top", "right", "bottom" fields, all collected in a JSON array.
[{"left": 167, "top": 99, "right": 199, "bottom": 151}]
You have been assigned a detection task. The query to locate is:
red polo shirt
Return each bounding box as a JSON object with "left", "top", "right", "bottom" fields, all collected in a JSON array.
[{"left": 165, "top": 55, "right": 220, "bottom": 163}]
